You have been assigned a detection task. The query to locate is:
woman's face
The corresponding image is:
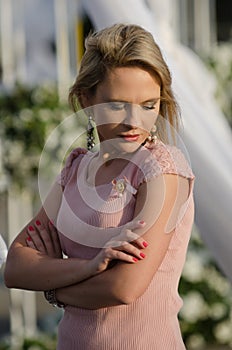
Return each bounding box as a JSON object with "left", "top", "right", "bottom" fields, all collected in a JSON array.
[{"left": 84, "top": 66, "right": 161, "bottom": 153}]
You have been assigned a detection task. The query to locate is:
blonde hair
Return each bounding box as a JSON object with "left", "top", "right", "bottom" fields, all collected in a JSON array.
[{"left": 69, "top": 23, "right": 180, "bottom": 142}]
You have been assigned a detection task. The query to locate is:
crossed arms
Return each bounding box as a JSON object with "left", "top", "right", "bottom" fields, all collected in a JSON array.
[{"left": 4, "top": 174, "right": 189, "bottom": 309}]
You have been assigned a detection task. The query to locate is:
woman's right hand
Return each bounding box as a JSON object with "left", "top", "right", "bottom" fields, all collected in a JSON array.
[
  {"left": 90, "top": 220, "right": 148, "bottom": 275},
  {"left": 26, "top": 220, "right": 62, "bottom": 259}
]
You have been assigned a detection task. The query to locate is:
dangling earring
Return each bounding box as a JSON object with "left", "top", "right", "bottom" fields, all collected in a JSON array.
[
  {"left": 148, "top": 125, "right": 157, "bottom": 143},
  {"left": 87, "top": 115, "right": 95, "bottom": 150}
]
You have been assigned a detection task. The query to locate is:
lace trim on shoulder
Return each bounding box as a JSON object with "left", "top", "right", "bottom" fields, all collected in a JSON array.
[
  {"left": 143, "top": 141, "right": 194, "bottom": 183},
  {"left": 59, "top": 148, "right": 87, "bottom": 187}
]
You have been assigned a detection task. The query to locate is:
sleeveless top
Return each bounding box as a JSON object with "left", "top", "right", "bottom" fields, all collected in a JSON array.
[{"left": 55, "top": 140, "right": 195, "bottom": 350}]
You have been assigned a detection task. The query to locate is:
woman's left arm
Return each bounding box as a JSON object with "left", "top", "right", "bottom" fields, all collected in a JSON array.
[{"left": 55, "top": 174, "right": 190, "bottom": 309}]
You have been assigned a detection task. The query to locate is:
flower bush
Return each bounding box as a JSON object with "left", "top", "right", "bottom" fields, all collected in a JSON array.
[
  {"left": 179, "top": 227, "right": 232, "bottom": 349},
  {"left": 0, "top": 83, "right": 72, "bottom": 190}
]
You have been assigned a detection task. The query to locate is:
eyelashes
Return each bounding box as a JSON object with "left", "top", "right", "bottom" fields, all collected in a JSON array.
[
  {"left": 108, "top": 102, "right": 157, "bottom": 111},
  {"left": 142, "top": 105, "right": 156, "bottom": 110},
  {"left": 109, "top": 102, "right": 126, "bottom": 111}
]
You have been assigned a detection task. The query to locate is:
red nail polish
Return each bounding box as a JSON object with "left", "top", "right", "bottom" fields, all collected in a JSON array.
[
  {"left": 140, "top": 252, "right": 146, "bottom": 258},
  {"left": 49, "top": 220, "right": 54, "bottom": 226},
  {"left": 27, "top": 236, "right": 32, "bottom": 241},
  {"left": 133, "top": 257, "right": 138, "bottom": 262},
  {"left": 143, "top": 241, "right": 148, "bottom": 248},
  {"left": 139, "top": 220, "right": 145, "bottom": 224},
  {"left": 36, "top": 220, "right": 41, "bottom": 226},
  {"left": 28, "top": 226, "right": 34, "bottom": 231}
]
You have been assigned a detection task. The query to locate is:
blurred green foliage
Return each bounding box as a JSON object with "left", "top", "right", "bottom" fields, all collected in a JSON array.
[
  {"left": 179, "top": 228, "right": 232, "bottom": 349},
  {"left": 0, "top": 334, "right": 57, "bottom": 350},
  {"left": 0, "top": 83, "right": 70, "bottom": 189}
]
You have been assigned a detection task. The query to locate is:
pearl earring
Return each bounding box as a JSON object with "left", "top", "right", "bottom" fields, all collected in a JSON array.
[
  {"left": 148, "top": 125, "right": 157, "bottom": 143},
  {"left": 87, "top": 115, "right": 95, "bottom": 150}
]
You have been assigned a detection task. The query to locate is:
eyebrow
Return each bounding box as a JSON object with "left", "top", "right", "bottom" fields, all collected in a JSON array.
[
  {"left": 104, "top": 98, "right": 160, "bottom": 104},
  {"left": 141, "top": 98, "right": 160, "bottom": 103}
]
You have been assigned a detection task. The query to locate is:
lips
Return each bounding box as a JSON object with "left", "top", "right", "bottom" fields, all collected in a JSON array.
[{"left": 119, "top": 134, "right": 140, "bottom": 142}]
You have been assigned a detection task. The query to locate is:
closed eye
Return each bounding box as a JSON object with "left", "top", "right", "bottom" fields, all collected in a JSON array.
[
  {"left": 109, "top": 102, "right": 126, "bottom": 111},
  {"left": 141, "top": 98, "right": 160, "bottom": 111},
  {"left": 142, "top": 105, "right": 156, "bottom": 110},
  {"left": 141, "top": 102, "right": 158, "bottom": 110}
]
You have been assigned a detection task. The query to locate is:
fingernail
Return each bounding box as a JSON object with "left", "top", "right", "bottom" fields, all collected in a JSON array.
[
  {"left": 27, "top": 236, "right": 32, "bottom": 241},
  {"left": 139, "top": 220, "right": 145, "bottom": 225},
  {"left": 143, "top": 241, "right": 148, "bottom": 248},
  {"left": 36, "top": 220, "right": 41, "bottom": 226},
  {"left": 28, "top": 226, "right": 34, "bottom": 232},
  {"left": 133, "top": 257, "right": 138, "bottom": 262},
  {"left": 49, "top": 220, "right": 54, "bottom": 226},
  {"left": 140, "top": 252, "right": 146, "bottom": 259}
]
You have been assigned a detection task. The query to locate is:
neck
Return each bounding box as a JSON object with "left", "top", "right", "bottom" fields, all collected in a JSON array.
[{"left": 98, "top": 147, "right": 135, "bottom": 168}]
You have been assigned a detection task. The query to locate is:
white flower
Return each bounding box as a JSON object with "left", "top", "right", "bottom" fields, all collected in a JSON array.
[
  {"left": 19, "top": 108, "right": 33, "bottom": 122},
  {"left": 204, "top": 267, "right": 231, "bottom": 297},
  {"left": 214, "top": 320, "right": 232, "bottom": 343},
  {"left": 182, "top": 251, "right": 205, "bottom": 282},
  {"left": 209, "top": 302, "right": 227, "bottom": 320},
  {"left": 180, "top": 291, "right": 208, "bottom": 323},
  {"left": 186, "top": 334, "right": 205, "bottom": 350}
]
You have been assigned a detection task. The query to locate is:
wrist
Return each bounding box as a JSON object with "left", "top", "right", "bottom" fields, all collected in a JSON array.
[
  {"left": 44, "top": 289, "right": 66, "bottom": 308},
  {"left": 76, "top": 258, "right": 98, "bottom": 279},
  {"left": 87, "top": 255, "right": 104, "bottom": 276}
]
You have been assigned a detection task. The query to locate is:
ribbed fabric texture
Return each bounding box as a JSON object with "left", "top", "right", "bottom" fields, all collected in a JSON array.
[{"left": 56, "top": 141, "right": 195, "bottom": 349}]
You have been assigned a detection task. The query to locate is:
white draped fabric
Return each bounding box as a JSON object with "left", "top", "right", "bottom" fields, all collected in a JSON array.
[{"left": 81, "top": 0, "right": 232, "bottom": 282}]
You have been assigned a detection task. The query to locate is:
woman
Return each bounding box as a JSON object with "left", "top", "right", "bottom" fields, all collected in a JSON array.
[{"left": 4, "top": 24, "right": 194, "bottom": 349}]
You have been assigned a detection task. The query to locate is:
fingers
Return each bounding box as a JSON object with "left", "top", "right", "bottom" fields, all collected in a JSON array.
[
  {"left": 26, "top": 220, "right": 61, "bottom": 258},
  {"left": 109, "top": 220, "right": 148, "bottom": 249},
  {"left": 26, "top": 235, "right": 37, "bottom": 250},
  {"left": 104, "top": 235, "right": 148, "bottom": 263},
  {"left": 124, "top": 219, "right": 146, "bottom": 232},
  {"left": 27, "top": 224, "right": 47, "bottom": 253},
  {"left": 48, "top": 221, "right": 62, "bottom": 257},
  {"left": 104, "top": 247, "right": 145, "bottom": 264},
  {"left": 131, "top": 234, "right": 149, "bottom": 249},
  {"left": 106, "top": 236, "right": 148, "bottom": 250},
  {"left": 118, "top": 241, "right": 146, "bottom": 260},
  {"left": 35, "top": 220, "right": 55, "bottom": 256},
  {"left": 123, "top": 229, "right": 148, "bottom": 249},
  {"left": 120, "top": 220, "right": 146, "bottom": 243}
]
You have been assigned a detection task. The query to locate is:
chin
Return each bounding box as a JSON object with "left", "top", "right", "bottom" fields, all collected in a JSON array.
[{"left": 112, "top": 139, "right": 143, "bottom": 154}]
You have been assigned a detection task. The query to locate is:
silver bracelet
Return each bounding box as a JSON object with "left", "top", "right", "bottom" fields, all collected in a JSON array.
[{"left": 44, "top": 289, "right": 66, "bottom": 308}]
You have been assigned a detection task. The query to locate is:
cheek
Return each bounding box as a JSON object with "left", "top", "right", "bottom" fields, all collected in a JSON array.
[
  {"left": 96, "top": 124, "right": 115, "bottom": 137},
  {"left": 142, "top": 115, "right": 158, "bottom": 133}
]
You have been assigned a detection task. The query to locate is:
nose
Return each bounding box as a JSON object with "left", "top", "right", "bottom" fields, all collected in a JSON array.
[{"left": 124, "top": 104, "right": 142, "bottom": 128}]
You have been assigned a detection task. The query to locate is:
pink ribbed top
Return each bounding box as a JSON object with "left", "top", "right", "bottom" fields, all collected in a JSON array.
[{"left": 56, "top": 140, "right": 195, "bottom": 350}]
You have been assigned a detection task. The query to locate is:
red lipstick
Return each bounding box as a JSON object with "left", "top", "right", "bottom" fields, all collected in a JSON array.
[{"left": 120, "top": 134, "right": 140, "bottom": 142}]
